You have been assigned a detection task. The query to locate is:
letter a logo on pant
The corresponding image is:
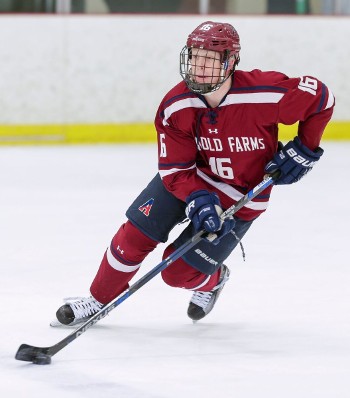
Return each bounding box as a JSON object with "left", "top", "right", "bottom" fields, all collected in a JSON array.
[{"left": 138, "top": 198, "right": 154, "bottom": 217}]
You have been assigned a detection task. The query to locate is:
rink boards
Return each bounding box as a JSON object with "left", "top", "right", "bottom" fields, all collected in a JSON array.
[{"left": 0, "top": 121, "right": 348, "bottom": 145}]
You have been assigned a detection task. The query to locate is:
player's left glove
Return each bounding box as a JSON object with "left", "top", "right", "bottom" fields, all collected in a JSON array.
[
  {"left": 185, "top": 190, "right": 235, "bottom": 244},
  {"left": 264, "top": 136, "right": 324, "bottom": 185}
]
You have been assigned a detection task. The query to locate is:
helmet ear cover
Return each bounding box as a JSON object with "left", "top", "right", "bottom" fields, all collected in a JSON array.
[{"left": 222, "top": 50, "right": 239, "bottom": 70}]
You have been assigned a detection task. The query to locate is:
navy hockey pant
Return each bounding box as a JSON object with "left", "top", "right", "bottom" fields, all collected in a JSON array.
[{"left": 90, "top": 174, "right": 254, "bottom": 304}]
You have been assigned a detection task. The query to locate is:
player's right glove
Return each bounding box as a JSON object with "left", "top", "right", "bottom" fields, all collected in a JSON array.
[
  {"left": 185, "top": 190, "right": 235, "bottom": 243},
  {"left": 264, "top": 136, "right": 324, "bottom": 185}
]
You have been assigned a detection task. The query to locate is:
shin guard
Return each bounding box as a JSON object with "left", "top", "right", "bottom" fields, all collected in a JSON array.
[{"left": 90, "top": 221, "right": 158, "bottom": 303}]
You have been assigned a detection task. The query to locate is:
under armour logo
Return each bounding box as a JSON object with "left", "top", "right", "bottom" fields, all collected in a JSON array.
[
  {"left": 117, "top": 245, "right": 124, "bottom": 255},
  {"left": 208, "top": 128, "right": 218, "bottom": 134}
]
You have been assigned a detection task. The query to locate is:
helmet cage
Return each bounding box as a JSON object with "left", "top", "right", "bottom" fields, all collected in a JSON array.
[{"left": 180, "top": 46, "right": 239, "bottom": 94}]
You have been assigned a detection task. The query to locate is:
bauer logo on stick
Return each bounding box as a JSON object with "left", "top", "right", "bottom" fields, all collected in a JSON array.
[{"left": 138, "top": 198, "right": 154, "bottom": 217}]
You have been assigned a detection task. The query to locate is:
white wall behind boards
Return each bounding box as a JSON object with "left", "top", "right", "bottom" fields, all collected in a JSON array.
[{"left": 0, "top": 15, "right": 347, "bottom": 124}]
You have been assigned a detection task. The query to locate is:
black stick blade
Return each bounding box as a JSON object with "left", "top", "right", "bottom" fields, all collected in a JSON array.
[{"left": 15, "top": 344, "right": 52, "bottom": 365}]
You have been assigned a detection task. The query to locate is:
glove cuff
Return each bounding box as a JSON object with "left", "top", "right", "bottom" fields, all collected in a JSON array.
[
  {"left": 186, "top": 190, "right": 220, "bottom": 206},
  {"left": 293, "top": 136, "right": 324, "bottom": 160}
]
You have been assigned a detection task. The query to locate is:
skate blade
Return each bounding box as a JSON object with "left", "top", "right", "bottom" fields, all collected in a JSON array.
[{"left": 50, "top": 319, "right": 82, "bottom": 328}]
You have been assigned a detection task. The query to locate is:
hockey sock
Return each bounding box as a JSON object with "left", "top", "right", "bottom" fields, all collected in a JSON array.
[
  {"left": 90, "top": 221, "right": 158, "bottom": 303},
  {"left": 161, "top": 244, "right": 220, "bottom": 291}
]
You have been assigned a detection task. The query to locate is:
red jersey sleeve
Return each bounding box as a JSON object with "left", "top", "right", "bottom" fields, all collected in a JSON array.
[
  {"left": 155, "top": 92, "right": 211, "bottom": 202},
  {"left": 277, "top": 76, "right": 335, "bottom": 150}
]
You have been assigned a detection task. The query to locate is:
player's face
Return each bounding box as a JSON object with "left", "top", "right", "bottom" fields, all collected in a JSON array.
[{"left": 190, "top": 48, "right": 222, "bottom": 85}]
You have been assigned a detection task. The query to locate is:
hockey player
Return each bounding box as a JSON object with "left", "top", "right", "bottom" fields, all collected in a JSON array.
[{"left": 53, "top": 21, "right": 334, "bottom": 326}]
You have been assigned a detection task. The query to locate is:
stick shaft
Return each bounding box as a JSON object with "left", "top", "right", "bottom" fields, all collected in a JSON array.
[{"left": 16, "top": 172, "right": 277, "bottom": 360}]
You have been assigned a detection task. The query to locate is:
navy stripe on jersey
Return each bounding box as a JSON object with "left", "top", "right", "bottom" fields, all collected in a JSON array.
[
  {"left": 316, "top": 83, "right": 327, "bottom": 113},
  {"left": 229, "top": 85, "right": 288, "bottom": 93},
  {"left": 160, "top": 92, "right": 199, "bottom": 119},
  {"left": 159, "top": 161, "right": 195, "bottom": 168},
  {"left": 163, "top": 92, "right": 198, "bottom": 108}
]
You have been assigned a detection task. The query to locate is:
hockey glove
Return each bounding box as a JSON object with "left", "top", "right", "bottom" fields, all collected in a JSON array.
[
  {"left": 264, "top": 136, "right": 324, "bottom": 185},
  {"left": 185, "top": 190, "right": 235, "bottom": 243}
]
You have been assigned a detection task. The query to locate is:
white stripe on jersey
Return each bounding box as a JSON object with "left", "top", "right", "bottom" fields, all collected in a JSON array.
[
  {"left": 162, "top": 97, "right": 206, "bottom": 126},
  {"left": 197, "top": 169, "right": 269, "bottom": 211},
  {"left": 106, "top": 246, "right": 140, "bottom": 273},
  {"left": 221, "top": 92, "right": 284, "bottom": 106},
  {"left": 162, "top": 92, "right": 284, "bottom": 126},
  {"left": 325, "top": 90, "right": 335, "bottom": 110},
  {"left": 159, "top": 164, "right": 196, "bottom": 178}
]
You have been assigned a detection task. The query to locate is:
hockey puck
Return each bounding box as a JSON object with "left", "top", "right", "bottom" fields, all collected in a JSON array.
[{"left": 32, "top": 353, "right": 52, "bottom": 365}]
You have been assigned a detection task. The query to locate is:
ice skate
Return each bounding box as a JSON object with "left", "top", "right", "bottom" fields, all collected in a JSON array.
[
  {"left": 51, "top": 296, "right": 104, "bottom": 327},
  {"left": 187, "top": 264, "right": 230, "bottom": 322}
]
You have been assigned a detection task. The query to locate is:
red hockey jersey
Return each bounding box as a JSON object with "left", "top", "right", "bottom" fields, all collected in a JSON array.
[{"left": 155, "top": 69, "right": 334, "bottom": 220}]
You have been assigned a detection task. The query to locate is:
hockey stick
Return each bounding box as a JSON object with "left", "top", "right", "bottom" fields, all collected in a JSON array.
[{"left": 15, "top": 171, "right": 279, "bottom": 365}]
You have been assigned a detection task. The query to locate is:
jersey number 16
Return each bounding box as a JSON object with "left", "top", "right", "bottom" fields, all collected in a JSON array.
[{"left": 209, "top": 157, "right": 234, "bottom": 179}]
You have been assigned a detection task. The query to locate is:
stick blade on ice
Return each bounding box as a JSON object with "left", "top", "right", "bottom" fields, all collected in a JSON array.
[{"left": 15, "top": 344, "right": 52, "bottom": 365}]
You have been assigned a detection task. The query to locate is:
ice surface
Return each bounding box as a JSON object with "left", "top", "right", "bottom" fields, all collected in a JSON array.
[{"left": 0, "top": 143, "right": 349, "bottom": 398}]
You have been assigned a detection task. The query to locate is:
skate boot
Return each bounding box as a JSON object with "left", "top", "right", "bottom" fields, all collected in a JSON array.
[
  {"left": 187, "top": 264, "right": 230, "bottom": 322},
  {"left": 52, "top": 296, "right": 104, "bottom": 327}
]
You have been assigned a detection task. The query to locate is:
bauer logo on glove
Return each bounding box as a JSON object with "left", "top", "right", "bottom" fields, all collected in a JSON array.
[
  {"left": 185, "top": 190, "right": 236, "bottom": 244},
  {"left": 265, "top": 136, "right": 324, "bottom": 185},
  {"left": 285, "top": 147, "right": 318, "bottom": 167}
]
